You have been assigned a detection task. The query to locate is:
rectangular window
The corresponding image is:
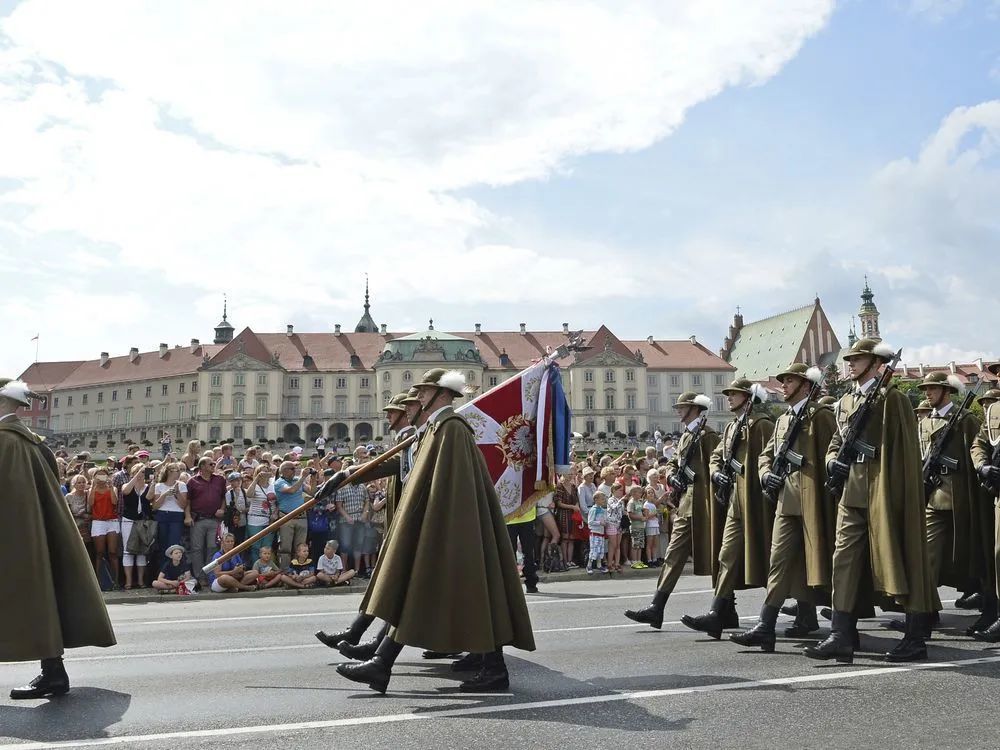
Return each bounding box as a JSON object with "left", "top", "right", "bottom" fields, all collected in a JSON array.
[
  {"left": 144, "top": 406, "right": 152, "bottom": 423},
  {"left": 255, "top": 425, "right": 266, "bottom": 440},
  {"left": 647, "top": 375, "right": 657, "bottom": 387},
  {"left": 257, "top": 374, "right": 268, "bottom": 387},
  {"left": 256, "top": 397, "right": 267, "bottom": 418},
  {"left": 210, "top": 398, "right": 221, "bottom": 418},
  {"left": 190, "top": 403, "right": 198, "bottom": 420},
  {"left": 670, "top": 375, "right": 680, "bottom": 387},
  {"left": 584, "top": 394, "right": 595, "bottom": 410},
  {"left": 336, "top": 397, "right": 347, "bottom": 415},
  {"left": 126, "top": 388, "right": 132, "bottom": 400},
  {"left": 233, "top": 398, "right": 245, "bottom": 417},
  {"left": 311, "top": 397, "right": 323, "bottom": 417},
  {"left": 82, "top": 394, "right": 88, "bottom": 405},
  {"left": 39, "top": 417, "right": 48, "bottom": 428},
  {"left": 359, "top": 377, "right": 369, "bottom": 389},
  {"left": 359, "top": 397, "right": 371, "bottom": 415},
  {"left": 124, "top": 408, "right": 133, "bottom": 426},
  {"left": 145, "top": 386, "right": 152, "bottom": 398},
  {"left": 178, "top": 382, "right": 185, "bottom": 394},
  {"left": 585, "top": 420, "right": 595, "bottom": 435},
  {"left": 54, "top": 397, "right": 59, "bottom": 408},
  {"left": 604, "top": 370, "right": 615, "bottom": 383},
  {"left": 715, "top": 396, "right": 726, "bottom": 412},
  {"left": 336, "top": 377, "right": 347, "bottom": 389},
  {"left": 648, "top": 397, "right": 659, "bottom": 413},
  {"left": 97, "top": 392, "right": 104, "bottom": 404},
  {"left": 714, "top": 374, "right": 725, "bottom": 386},
  {"left": 626, "top": 393, "right": 637, "bottom": 410},
  {"left": 692, "top": 374, "right": 703, "bottom": 387},
  {"left": 160, "top": 406, "right": 168, "bottom": 422},
  {"left": 313, "top": 377, "right": 323, "bottom": 389},
  {"left": 161, "top": 384, "right": 168, "bottom": 396},
  {"left": 625, "top": 370, "right": 635, "bottom": 382},
  {"left": 192, "top": 380, "right": 198, "bottom": 393},
  {"left": 289, "top": 377, "right": 300, "bottom": 389},
  {"left": 80, "top": 413, "right": 88, "bottom": 429},
  {"left": 584, "top": 370, "right": 594, "bottom": 383},
  {"left": 178, "top": 404, "right": 186, "bottom": 420},
  {"left": 211, "top": 374, "right": 222, "bottom": 388},
  {"left": 234, "top": 374, "right": 245, "bottom": 387},
  {"left": 64, "top": 415, "right": 73, "bottom": 430},
  {"left": 605, "top": 393, "right": 616, "bottom": 410},
  {"left": 488, "top": 376, "right": 498, "bottom": 387},
  {"left": 233, "top": 425, "right": 244, "bottom": 439},
  {"left": 68, "top": 395, "right": 73, "bottom": 406},
  {"left": 606, "top": 419, "right": 616, "bottom": 434},
  {"left": 111, "top": 390, "right": 118, "bottom": 402},
  {"left": 286, "top": 397, "right": 299, "bottom": 417},
  {"left": 96, "top": 411, "right": 104, "bottom": 428}
]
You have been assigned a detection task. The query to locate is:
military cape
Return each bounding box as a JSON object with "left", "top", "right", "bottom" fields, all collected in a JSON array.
[
  {"left": 668, "top": 424, "right": 723, "bottom": 579},
  {"left": 709, "top": 408, "right": 775, "bottom": 588},
  {"left": 0, "top": 418, "right": 116, "bottom": 661},
  {"left": 363, "top": 408, "right": 535, "bottom": 653}
]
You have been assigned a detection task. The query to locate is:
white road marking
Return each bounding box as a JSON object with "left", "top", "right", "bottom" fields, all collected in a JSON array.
[
  {"left": 3, "top": 654, "right": 998, "bottom": 749},
  {"left": 111, "top": 589, "right": 716, "bottom": 627}
]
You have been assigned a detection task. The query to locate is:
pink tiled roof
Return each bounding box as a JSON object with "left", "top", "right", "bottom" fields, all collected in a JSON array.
[
  {"left": 17, "top": 360, "right": 85, "bottom": 391},
  {"left": 55, "top": 345, "right": 223, "bottom": 389}
]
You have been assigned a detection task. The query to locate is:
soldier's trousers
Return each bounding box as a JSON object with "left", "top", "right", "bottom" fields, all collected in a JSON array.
[
  {"left": 925, "top": 507, "right": 953, "bottom": 588},
  {"left": 763, "top": 513, "right": 811, "bottom": 607},
  {"left": 714, "top": 507, "right": 743, "bottom": 598},
  {"left": 995, "top": 504, "right": 1000, "bottom": 600},
  {"left": 831, "top": 504, "right": 869, "bottom": 613},
  {"left": 656, "top": 514, "right": 692, "bottom": 596}
]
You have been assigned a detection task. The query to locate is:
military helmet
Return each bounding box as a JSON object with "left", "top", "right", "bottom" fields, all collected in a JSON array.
[
  {"left": 987, "top": 362, "right": 1000, "bottom": 376},
  {"left": 915, "top": 399, "right": 933, "bottom": 415},
  {"left": 673, "top": 391, "right": 712, "bottom": 411},
  {"left": 916, "top": 371, "right": 963, "bottom": 394},
  {"left": 722, "top": 377, "right": 767, "bottom": 404},
  {"left": 817, "top": 395, "right": 837, "bottom": 406},
  {"left": 0, "top": 378, "right": 40, "bottom": 407},
  {"left": 415, "top": 368, "right": 468, "bottom": 396},
  {"left": 776, "top": 363, "right": 823, "bottom": 385},
  {"left": 977, "top": 388, "right": 1000, "bottom": 407},
  {"left": 843, "top": 338, "right": 896, "bottom": 362},
  {"left": 382, "top": 392, "right": 409, "bottom": 413},
  {"left": 400, "top": 387, "right": 421, "bottom": 405}
]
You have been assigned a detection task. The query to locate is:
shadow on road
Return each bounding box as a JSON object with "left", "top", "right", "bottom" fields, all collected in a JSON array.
[{"left": 0, "top": 687, "right": 131, "bottom": 742}]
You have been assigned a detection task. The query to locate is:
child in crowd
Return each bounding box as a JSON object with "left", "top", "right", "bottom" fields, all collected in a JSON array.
[
  {"left": 626, "top": 485, "right": 647, "bottom": 569},
  {"left": 282, "top": 542, "right": 317, "bottom": 589},
  {"left": 252, "top": 546, "right": 284, "bottom": 589},
  {"left": 642, "top": 487, "right": 660, "bottom": 568},
  {"left": 153, "top": 544, "right": 196, "bottom": 594},
  {"left": 316, "top": 540, "right": 356, "bottom": 587},
  {"left": 605, "top": 483, "right": 624, "bottom": 572},
  {"left": 586, "top": 491, "right": 609, "bottom": 575},
  {"left": 209, "top": 533, "right": 258, "bottom": 593}
]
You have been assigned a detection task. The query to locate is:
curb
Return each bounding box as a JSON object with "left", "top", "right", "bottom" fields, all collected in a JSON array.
[{"left": 102, "top": 566, "right": 666, "bottom": 606}]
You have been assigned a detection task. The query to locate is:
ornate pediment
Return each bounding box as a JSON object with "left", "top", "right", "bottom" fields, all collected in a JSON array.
[
  {"left": 575, "top": 350, "right": 642, "bottom": 368},
  {"left": 202, "top": 352, "right": 282, "bottom": 372}
]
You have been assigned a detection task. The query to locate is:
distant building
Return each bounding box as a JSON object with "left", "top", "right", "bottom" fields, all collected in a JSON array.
[{"left": 18, "top": 291, "right": 736, "bottom": 450}]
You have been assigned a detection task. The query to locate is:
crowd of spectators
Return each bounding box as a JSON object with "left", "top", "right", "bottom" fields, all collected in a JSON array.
[
  {"left": 52, "top": 433, "right": 680, "bottom": 596},
  {"left": 53, "top": 440, "right": 387, "bottom": 595}
]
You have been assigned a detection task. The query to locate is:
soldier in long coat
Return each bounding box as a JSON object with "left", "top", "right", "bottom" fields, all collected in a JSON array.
[
  {"left": 0, "top": 378, "right": 116, "bottom": 699},
  {"left": 337, "top": 369, "right": 534, "bottom": 694},
  {"left": 970, "top": 363, "right": 1000, "bottom": 641},
  {"left": 314, "top": 391, "right": 420, "bottom": 659},
  {"left": 730, "top": 364, "right": 837, "bottom": 652},
  {"left": 624, "top": 392, "right": 722, "bottom": 629},
  {"left": 681, "top": 379, "right": 774, "bottom": 639},
  {"left": 804, "top": 339, "right": 934, "bottom": 664}
]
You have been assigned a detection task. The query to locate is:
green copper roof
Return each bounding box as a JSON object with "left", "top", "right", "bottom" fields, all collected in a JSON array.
[{"left": 727, "top": 304, "right": 815, "bottom": 381}]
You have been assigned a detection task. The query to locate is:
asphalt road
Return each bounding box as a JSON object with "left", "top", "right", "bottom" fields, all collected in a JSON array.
[{"left": 1, "top": 573, "right": 997, "bottom": 750}]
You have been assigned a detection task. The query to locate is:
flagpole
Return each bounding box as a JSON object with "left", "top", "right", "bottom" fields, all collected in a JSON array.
[{"left": 34, "top": 334, "right": 39, "bottom": 363}]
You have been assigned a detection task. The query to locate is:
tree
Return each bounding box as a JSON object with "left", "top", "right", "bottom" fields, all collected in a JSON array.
[
  {"left": 374, "top": 435, "right": 384, "bottom": 442},
  {"left": 597, "top": 431, "right": 607, "bottom": 440},
  {"left": 824, "top": 363, "right": 850, "bottom": 399},
  {"left": 892, "top": 377, "right": 923, "bottom": 409},
  {"left": 88, "top": 440, "right": 98, "bottom": 449},
  {"left": 639, "top": 430, "right": 651, "bottom": 441},
  {"left": 243, "top": 438, "right": 253, "bottom": 447}
]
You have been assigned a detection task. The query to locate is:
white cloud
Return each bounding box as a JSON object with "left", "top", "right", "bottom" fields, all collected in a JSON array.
[
  {"left": 0, "top": 0, "right": 835, "bottom": 376},
  {"left": 906, "top": 0, "right": 966, "bottom": 22}
]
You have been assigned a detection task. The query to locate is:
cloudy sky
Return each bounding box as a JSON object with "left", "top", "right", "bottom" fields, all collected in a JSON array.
[{"left": 1, "top": 0, "right": 998, "bottom": 379}]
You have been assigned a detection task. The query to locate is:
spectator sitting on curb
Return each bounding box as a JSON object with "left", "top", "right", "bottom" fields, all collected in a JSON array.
[
  {"left": 316, "top": 540, "right": 356, "bottom": 587},
  {"left": 252, "top": 546, "right": 284, "bottom": 589},
  {"left": 209, "top": 533, "right": 258, "bottom": 593},
  {"left": 153, "top": 544, "right": 195, "bottom": 594},
  {"left": 282, "top": 543, "right": 317, "bottom": 589}
]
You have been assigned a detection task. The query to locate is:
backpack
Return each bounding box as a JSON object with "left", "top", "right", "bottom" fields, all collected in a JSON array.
[{"left": 542, "top": 544, "right": 567, "bottom": 573}]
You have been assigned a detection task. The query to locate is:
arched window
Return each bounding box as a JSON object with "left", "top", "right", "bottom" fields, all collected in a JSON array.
[{"left": 403, "top": 371, "right": 412, "bottom": 382}]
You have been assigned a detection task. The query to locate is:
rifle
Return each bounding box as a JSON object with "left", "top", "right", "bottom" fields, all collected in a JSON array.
[
  {"left": 672, "top": 416, "right": 707, "bottom": 495},
  {"left": 764, "top": 374, "right": 825, "bottom": 503},
  {"left": 825, "top": 348, "right": 903, "bottom": 500},
  {"left": 983, "top": 440, "right": 1000, "bottom": 493},
  {"left": 714, "top": 400, "right": 756, "bottom": 507},
  {"left": 922, "top": 383, "right": 980, "bottom": 494}
]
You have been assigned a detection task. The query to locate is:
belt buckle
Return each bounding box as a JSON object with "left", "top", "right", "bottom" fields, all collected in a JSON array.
[{"left": 855, "top": 454, "right": 866, "bottom": 464}]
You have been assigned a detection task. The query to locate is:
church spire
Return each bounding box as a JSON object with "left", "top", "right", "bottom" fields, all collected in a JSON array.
[
  {"left": 354, "top": 275, "right": 379, "bottom": 333},
  {"left": 214, "top": 294, "right": 234, "bottom": 344},
  {"left": 858, "top": 276, "right": 881, "bottom": 342}
]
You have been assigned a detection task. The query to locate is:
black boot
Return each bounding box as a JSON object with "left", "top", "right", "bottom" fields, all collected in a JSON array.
[
  {"left": 966, "top": 593, "right": 998, "bottom": 637},
  {"left": 730, "top": 605, "right": 779, "bottom": 653},
  {"left": 885, "top": 613, "right": 928, "bottom": 662},
  {"left": 459, "top": 650, "right": 509, "bottom": 693},
  {"left": 336, "top": 636, "right": 402, "bottom": 694},
  {"left": 316, "top": 613, "right": 375, "bottom": 648},
  {"left": 803, "top": 610, "right": 855, "bottom": 664},
  {"left": 10, "top": 658, "right": 69, "bottom": 700},
  {"left": 819, "top": 607, "right": 832, "bottom": 621},
  {"left": 338, "top": 622, "right": 389, "bottom": 661},
  {"left": 722, "top": 593, "right": 740, "bottom": 629},
  {"left": 884, "top": 611, "right": 936, "bottom": 638},
  {"left": 625, "top": 590, "right": 669, "bottom": 630},
  {"left": 422, "top": 650, "right": 462, "bottom": 659},
  {"left": 452, "top": 652, "right": 485, "bottom": 672},
  {"left": 784, "top": 601, "right": 820, "bottom": 638},
  {"left": 956, "top": 591, "right": 983, "bottom": 610},
  {"left": 780, "top": 602, "right": 799, "bottom": 618},
  {"left": 972, "top": 616, "right": 1000, "bottom": 643},
  {"left": 681, "top": 596, "right": 729, "bottom": 640}
]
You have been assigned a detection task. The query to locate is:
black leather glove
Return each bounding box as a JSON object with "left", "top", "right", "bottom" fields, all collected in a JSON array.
[
  {"left": 979, "top": 465, "right": 1000, "bottom": 485},
  {"left": 827, "top": 459, "right": 850, "bottom": 481},
  {"left": 316, "top": 470, "right": 350, "bottom": 500},
  {"left": 668, "top": 475, "right": 686, "bottom": 493},
  {"left": 763, "top": 472, "right": 784, "bottom": 496},
  {"left": 711, "top": 471, "right": 731, "bottom": 490}
]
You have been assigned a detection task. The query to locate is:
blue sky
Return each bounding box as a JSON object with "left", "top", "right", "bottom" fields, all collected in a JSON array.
[{"left": 1, "top": 0, "right": 998, "bottom": 378}]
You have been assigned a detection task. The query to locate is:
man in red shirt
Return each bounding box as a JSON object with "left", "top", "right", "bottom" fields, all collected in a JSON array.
[{"left": 185, "top": 456, "right": 227, "bottom": 586}]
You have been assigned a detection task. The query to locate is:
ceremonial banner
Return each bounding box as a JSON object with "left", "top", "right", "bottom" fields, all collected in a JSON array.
[{"left": 458, "top": 358, "right": 572, "bottom": 519}]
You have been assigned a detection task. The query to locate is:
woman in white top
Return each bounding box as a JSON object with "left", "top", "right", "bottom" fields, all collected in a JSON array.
[
  {"left": 152, "top": 462, "right": 188, "bottom": 560},
  {"left": 246, "top": 465, "right": 278, "bottom": 563}
]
